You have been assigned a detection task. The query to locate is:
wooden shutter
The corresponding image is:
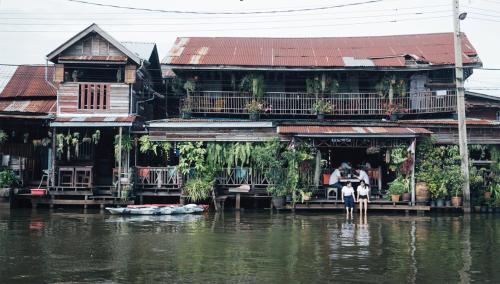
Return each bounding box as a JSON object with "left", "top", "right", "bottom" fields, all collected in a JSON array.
[
  {"left": 55, "top": 64, "right": 64, "bottom": 82},
  {"left": 124, "top": 65, "right": 136, "bottom": 84}
]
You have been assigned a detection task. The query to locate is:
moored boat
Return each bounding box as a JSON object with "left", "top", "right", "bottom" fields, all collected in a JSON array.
[{"left": 105, "top": 204, "right": 207, "bottom": 215}]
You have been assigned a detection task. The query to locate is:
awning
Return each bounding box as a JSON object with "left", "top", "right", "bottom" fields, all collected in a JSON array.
[
  {"left": 50, "top": 115, "right": 137, "bottom": 127},
  {"left": 147, "top": 119, "right": 274, "bottom": 128},
  {"left": 278, "top": 126, "right": 432, "bottom": 138}
]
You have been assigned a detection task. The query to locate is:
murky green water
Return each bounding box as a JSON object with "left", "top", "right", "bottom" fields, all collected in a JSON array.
[{"left": 0, "top": 209, "right": 499, "bottom": 283}]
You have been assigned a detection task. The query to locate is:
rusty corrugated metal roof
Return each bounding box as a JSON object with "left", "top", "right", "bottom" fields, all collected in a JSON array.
[
  {"left": 400, "top": 119, "right": 500, "bottom": 126},
  {"left": 277, "top": 126, "right": 432, "bottom": 136},
  {"left": 163, "top": 33, "right": 480, "bottom": 68},
  {"left": 0, "top": 99, "right": 56, "bottom": 114},
  {"left": 54, "top": 116, "right": 137, "bottom": 123},
  {"left": 0, "top": 65, "right": 57, "bottom": 98}
]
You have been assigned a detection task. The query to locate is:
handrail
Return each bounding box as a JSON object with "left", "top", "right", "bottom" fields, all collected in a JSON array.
[{"left": 183, "top": 91, "right": 457, "bottom": 115}]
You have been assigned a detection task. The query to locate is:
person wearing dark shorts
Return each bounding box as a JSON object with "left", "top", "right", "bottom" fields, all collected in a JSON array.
[
  {"left": 357, "top": 180, "right": 370, "bottom": 215},
  {"left": 341, "top": 181, "right": 356, "bottom": 218}
]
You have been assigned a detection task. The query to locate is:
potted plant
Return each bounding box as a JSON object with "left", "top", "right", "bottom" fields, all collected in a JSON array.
[
  {"left": 300, "top": 189, "right": 312, "bottom": 203},
  {"left": 180, "top": 96, "right": 193, "bottom": 119},
  {"left": 311, "top": 99, "right": 333, "bottom": 121},
  {"left": 383, "top": 102, "right": 407, "bottom": 121},
  {"left": 0, "top": 169, "right": 20, "bottom": 198},
  {"left": 448, "top": 166, "right": 465, "bottom": 207},
  {"left": 387, "top": 177, "right": 406, "bottom": 202},
  {"left": 245, "top": 99, "right": 264, "bottom": 120}
]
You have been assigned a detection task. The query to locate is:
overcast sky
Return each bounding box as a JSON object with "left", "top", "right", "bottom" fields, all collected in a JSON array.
[{"left": 0, "top": 0, "right": 498, "bottom": 95}]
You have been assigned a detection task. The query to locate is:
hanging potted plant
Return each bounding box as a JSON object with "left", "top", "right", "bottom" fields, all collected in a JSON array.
[
  {"left": 245, "top": 99, "right": 264, "bottom": 120},
  {"left": 180, "top": 96, "right": 193, "bottom": 119},
  {"left": 383, "top": 102, "right": 407, "bottom": 121},
  {"left": 311, "top": 99, "right": 333, "bottom": 121}
]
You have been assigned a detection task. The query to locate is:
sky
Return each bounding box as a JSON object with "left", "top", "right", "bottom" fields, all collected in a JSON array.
[{"left": 0, "top": 0, "right": 499, "bottom": 95}]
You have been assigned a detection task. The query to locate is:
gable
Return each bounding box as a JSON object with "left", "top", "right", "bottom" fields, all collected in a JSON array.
[
  {"left": 47, "top": 23, "right": 141, "bottom": 65},
  {"left": 59, "top": 33, "right": 126, "bottom": 59}
]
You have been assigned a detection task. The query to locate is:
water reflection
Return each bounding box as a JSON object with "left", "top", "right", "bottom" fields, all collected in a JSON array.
[{"left": 0, "top": 210, "right": 499, "bottom": 283}]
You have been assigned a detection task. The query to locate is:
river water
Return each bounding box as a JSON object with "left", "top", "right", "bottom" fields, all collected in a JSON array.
[{"left": 0, "top": 209, "right": 499, "bottom": 283}]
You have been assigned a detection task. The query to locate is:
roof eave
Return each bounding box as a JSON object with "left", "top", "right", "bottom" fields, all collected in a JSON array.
[{"left": 46, "top": 23, "right": 141, "bottom": 65}]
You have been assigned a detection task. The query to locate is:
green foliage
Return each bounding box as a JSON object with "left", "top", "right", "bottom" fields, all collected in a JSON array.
[
  {"left": 183, "top": 78, "right": 197, "bottom": 93},
  {"left": 91, "top": 130, "right": 101, "bottom": 145},
  {"left": 387, "top": 176, "right": 408, "bottom": 195},
  {"left": 0, "top": 169, "right": 20, "bottom": 188},
  {"left": 0, "top": 130, "right": 8, "bottom": 145},
  {"left": 469, "top": 166, "right": 486, "bottom": 193},
  {"left": 489, "top": 145, "right": 500, "bottom": 172},
  {"left": 375, "top": 76, "right": 407, "bottom": 97},
  {"left": 184, "top": 177, "right": 214, "bottom": 202},
  {"left": 306, "top": 75, "right": 340, "bottom": 96},
  {"left": 245, "top": 99, "right": 264, "bottom": 114},
  {"left": 388, "top": 147, "right": 407, "bottom": 172},
  {"left": 311, "top": 99, "right": 333, "bottom": 114},
  {"left": 240, "top": 74, "right": 265, "bottom": 98},
  {"left": 178, "top": 142, "right": 208, "bottom": 176},
  {"left": 415, "top": 137, "right": 464, "bottom": 199},
  {"left": 114, "top": 134, "right": 133, "bottom": 162},
  {"left": 138, "top": 135, "right": 172, "bottom": 159}
]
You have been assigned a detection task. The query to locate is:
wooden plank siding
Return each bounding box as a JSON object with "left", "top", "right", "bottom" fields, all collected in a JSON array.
[
  {"left": 57, "top": 82, "right": 130, "bottom": 115},
  {"left": 60, "top": 33, "right": 124, "bottom": 57}
]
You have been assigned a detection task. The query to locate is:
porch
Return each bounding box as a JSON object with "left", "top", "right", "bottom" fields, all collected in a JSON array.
[{"left": 184, "top": 91, "right": 457, "bottom": 117}]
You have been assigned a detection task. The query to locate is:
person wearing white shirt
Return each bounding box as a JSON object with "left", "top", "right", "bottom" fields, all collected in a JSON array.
[
  {"left": 341, "top": 181, "right": 356, "bottom": 218},
  {"left": 355, "top": 168, "right": 370, "bottom": 185},
  {"left": 328, "top": 166, "right": 343, "bottom": 199},
  {"left": 357, "top": 180, "right": 370, "bottom": 215}
]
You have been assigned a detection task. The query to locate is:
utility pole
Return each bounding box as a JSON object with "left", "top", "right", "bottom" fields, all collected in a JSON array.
[{"left": 453, "top": 0, "right": 471, "bottom": 213}]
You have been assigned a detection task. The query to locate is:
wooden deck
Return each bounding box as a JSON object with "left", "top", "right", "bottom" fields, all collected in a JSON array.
[
  {"left": 288, "top": 199, "right": 431, "bottom": 211},
  {"left": 23, "top": 194, "right": 133, "bottom": 208}
]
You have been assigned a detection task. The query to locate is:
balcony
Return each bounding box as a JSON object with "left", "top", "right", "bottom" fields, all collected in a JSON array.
[{"left": 183, "top": 91, "right": 457, "bottom": 117}]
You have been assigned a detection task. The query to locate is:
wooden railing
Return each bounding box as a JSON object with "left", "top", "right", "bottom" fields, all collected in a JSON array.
[
  {"left": 217, "top": 167, "right": 271, "bottom": 187},
  {"left": 135, "top": 166, "right": 181, "bottom": 190},
  {"left": 184, "top": 90, "right": 457, "bottom": 116}
]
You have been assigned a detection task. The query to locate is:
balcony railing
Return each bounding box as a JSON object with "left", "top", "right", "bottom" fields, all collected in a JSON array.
[
  {"left": 135, "top": 166, "right": 182, "bottom": 190},
  {"left": 184, "top": 91, "right": 457, "bottom": 116}
]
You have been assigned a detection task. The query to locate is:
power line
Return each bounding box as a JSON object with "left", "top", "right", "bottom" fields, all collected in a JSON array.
[
  {"left": 0, "top": 14, "right": 453, "bottom": 33},
  {"left": 0, "top": 10, "right": 451, "bottom": 27},
  {"left": 66, "top": 0, "right": 384, "bottom": 15}
]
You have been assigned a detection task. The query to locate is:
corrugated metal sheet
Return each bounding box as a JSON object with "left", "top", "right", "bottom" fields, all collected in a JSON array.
[
  {"left": 0, "top": 65, "right": 57, "bottom": 98},
  {"left": 54, "top": 116, "right": 137, "bottom": 123},
  {"left": 400, "top": 119, "right": 500, "bottom": 126},
  {"left": 163, "top": 33, "right": 480, "bottom": 68},
  {"left": 277, "top": 126, "right": 432, "bottom": 135},
  {"left": 121, "top": 42, "right": 156, "bottom": 61},
  {"left": 0, "top": 99, "right": 56, "bottom": 114}
]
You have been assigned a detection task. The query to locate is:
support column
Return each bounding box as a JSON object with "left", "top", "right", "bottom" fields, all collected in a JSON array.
[
  {"left": 411, "top": 139, "right": 416, "bottom": 206},
  {"left": 117, "top": 127, "right": 123, "bottom": 198},
  {"left": 235, "top": 193, "right": 241, "bottom": 210},
  {"left": 50, "top": 127, "right": 56, "bottom": 189},
  {"left": 452, "top": 0, "right": 471, "bottom": 212}
]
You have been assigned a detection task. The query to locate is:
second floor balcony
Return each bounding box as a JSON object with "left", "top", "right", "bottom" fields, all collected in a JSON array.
[{"left": 181, "top": 91, "right": 457, "bottom": 117}]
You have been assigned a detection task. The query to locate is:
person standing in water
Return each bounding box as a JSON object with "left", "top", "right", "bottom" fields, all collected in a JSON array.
[
  {"left": 341, "top": 181, "right": 356, "bottom": 218},
  {"left": 357, "top": 180, "right": 370, "bottom": 215}
]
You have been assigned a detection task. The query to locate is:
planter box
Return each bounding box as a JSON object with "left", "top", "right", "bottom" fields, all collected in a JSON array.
[{"left": 30, "top": 188, "right": 47, "bottom": 196}]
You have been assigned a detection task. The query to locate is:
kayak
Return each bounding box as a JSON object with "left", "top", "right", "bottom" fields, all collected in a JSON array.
[{"left": 106, "top": 204, "right": 206, "bottom": 215}]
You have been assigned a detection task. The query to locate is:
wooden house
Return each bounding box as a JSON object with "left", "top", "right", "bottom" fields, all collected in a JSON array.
[
  {"left": 0, "top": 65, "right": 57, "bottom": 186},
  {"left": 40, "top": 23, "right": 163, "bottom": 206},
  {"left": 144, "top": 33, "right": 500, "bottom": 209}
]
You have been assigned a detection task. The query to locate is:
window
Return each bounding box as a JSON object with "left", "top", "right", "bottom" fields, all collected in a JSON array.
[{"left": 78, "top": 83, "right": 109, "bottom": 110}]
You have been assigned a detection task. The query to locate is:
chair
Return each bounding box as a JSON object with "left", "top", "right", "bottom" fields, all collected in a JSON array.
[
  {"left": 138, "top": 167, "right": 151, "bottom": 187},
  {"left": 75, "top": 167, "right": 92, "bottom": 188},
  {"left": 323, "top": 173, "right": 338, "bottom": 200},
  {"left": 58, "top": 167, "right": 75, "bottom": 188}
]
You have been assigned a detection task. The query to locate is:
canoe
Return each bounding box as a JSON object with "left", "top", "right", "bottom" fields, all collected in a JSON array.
[{"left": 106, "top": 204, "right": 206, "bottom": 215}]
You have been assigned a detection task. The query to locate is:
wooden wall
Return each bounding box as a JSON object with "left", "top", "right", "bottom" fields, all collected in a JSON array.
[
  {"left": 57, "top": 82, "right": 130, "bottom": 115},
  {"left": 61, "top": 33, "right": 124, "bottom": 57}
]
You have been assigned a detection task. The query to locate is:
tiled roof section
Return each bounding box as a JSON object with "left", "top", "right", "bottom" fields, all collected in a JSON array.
[
  {"left": 0, "top": 99, "right": 56, "bottom": 114},
  {"left": 0, "top": 65, "right": 57, "bottom": 98},
  {"left": 277, "top": 126, "right": 432, "bottom": 135},
  {"left": 401, "top": 119, "right": 500, "bottom": 126},
  {"left": 58, "top": 55, "right": 128, "bottom": 62},
  {"left": 163, "top": 33, "right": 480, "bottom": 68},
  {"left": 54, "top": 116, "right": 137, "bottom": 123}
]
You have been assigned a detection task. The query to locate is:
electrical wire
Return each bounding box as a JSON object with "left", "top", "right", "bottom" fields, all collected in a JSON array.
[{"left": 64, "top": 0, "right": 384, "bottom": 15}]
